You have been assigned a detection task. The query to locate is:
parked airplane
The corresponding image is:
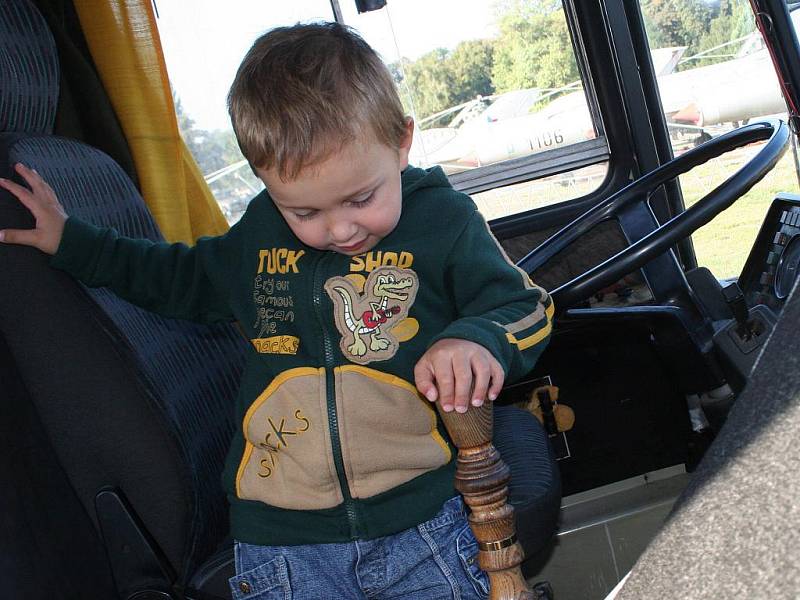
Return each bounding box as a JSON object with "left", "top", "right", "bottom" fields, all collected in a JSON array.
[
  {"left": 409, "top": 85, "right": 596, "bottom": 172},
  {"left": 409, "top": 18, "right": 792, "bottom": 173},
  {"left": 204, "top": 16, "right": 791, "bottom": 181},
  {"left": 662, "top": 41, "right": 784, "bottom": 128}
]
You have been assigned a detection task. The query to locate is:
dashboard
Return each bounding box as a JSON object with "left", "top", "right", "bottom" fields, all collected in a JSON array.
[{"left": 739, "top": 194, "right": 800, "bottom": 311}]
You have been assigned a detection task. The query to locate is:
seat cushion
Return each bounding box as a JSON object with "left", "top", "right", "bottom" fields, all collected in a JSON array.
[{"left": 494, "top": 405, "right": 561, "bottom": 558}]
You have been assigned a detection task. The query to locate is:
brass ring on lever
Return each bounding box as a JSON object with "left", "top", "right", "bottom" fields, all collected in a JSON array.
[{"left": 478, "top": 534, "right": 518, "bottom": 551}]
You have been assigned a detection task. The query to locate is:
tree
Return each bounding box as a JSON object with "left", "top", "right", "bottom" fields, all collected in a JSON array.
[
  {"left": 491, "top": 1, "right": 579, "bottom": 95},
  {"left": 173, "top": 94, "right": 226, "bottom": 175},
  {"left": 173, "top": 92, "right": 261, "bottom": 221},
  {"left": 449, "top": 39, "right": 495, "bottom": 106},
  {"left": 393, "top": 40, "right": 495, "bottom": 123},
  {"left": 694, "top": 0, "right": 755, "bottom": 66},
  {"left": 400, "top": 48, "right": 456, "bottom": 119},
  {"left": 391, "top": 1, "right": 583, "bottom": 122},
  {"left": 640, "top": 0, "right": 715, "bottom": 51}
]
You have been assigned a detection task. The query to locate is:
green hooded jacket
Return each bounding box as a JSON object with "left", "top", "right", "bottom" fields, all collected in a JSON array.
[{"left": 51, "top": 166, "right": 553, "bottom": 545}]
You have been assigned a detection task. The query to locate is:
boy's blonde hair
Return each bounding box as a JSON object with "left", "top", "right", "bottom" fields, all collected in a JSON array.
[{"left": 228, "top": 22, "right": 408, "bottom": 180}]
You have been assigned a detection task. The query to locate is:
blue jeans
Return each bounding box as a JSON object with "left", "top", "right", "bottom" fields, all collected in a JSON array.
[{"left": 228, "top": 496, "right": 489, "bottom": 599}]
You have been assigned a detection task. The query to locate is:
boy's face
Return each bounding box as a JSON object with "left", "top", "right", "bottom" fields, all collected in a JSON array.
[{"left": 257, "top": 121, "right": 414, "bottom": 256}]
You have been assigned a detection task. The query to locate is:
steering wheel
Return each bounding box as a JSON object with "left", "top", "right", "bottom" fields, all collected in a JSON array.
[{"left": 517, "top": 119, "right": 789, "bottom": 311}]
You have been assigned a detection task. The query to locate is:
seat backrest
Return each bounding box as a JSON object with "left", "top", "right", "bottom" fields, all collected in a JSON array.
[
  {"left": 0, "top": 0, "right": 59, "bottom": 134},
  {"left": 0, "top": 0, "right": 247, "bottom": 588}
]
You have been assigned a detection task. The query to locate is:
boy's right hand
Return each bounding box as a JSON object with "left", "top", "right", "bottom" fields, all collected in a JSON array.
[{"left": 0, "top": 163, "right": 67, "bottom": 255}]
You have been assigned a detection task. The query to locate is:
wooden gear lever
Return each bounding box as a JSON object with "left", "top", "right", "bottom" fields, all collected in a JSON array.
[{"left": 436, "top": 402, "right": 534, "bottom": 600}]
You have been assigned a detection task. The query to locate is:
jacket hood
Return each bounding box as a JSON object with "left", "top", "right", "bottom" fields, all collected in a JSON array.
[{"left": 401, "top": 165, "right": 452, "bottom": 198}]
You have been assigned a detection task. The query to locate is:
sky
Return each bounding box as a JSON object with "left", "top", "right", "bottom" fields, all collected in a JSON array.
[{"left": 155, "top": 0, "right": 499, "bottom": 131}]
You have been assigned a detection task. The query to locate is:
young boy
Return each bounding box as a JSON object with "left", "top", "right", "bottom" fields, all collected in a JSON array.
[{"left": 0, "top": 22, "right": 552, "bottom": 600}]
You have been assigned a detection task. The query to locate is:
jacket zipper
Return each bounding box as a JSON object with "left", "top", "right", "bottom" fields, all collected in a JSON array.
[{"left": 313, "top": 253, "right": 358, "bottom": 538}]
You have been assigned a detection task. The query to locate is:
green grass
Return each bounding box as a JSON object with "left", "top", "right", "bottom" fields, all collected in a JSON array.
[{"left": 680, "top": 144, "right": 799, "bottom": 278}]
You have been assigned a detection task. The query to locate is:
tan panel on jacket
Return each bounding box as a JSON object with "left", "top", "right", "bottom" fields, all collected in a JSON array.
[
  {"left": 335, "top": 366, "right": 452, "bottom": 499},
  {"left": 236, "top": 368, "right": 343, "bottom": 510}
]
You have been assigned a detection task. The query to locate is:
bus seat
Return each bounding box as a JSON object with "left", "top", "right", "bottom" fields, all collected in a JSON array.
[
  {"left": 0, "top": 1, "right": 560, "bottom": 598},
  {"left": 1, "top": 1, "right": 247, "bottom": 596}
]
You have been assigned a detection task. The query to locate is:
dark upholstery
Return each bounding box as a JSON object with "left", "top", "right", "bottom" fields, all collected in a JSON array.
[
  {"left": 0, "top": 133, "right": 247, "bottom": 584},
  {"left": 0, "top": 0, "right": 59, "bottom": 133},
  {"left": 0, "top": 1, "right": 560, "bottom": 596},
  {"left": 1, "top": 0, "right": 247, "bottom": 593},
  {"left": 495, "top": 405, "right": 561, "bottom": 559}
]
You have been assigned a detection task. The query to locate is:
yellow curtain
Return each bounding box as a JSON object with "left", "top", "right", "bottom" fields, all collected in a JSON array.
[{"left": 73, "top": 0, "right": 230, "bottom": 244}]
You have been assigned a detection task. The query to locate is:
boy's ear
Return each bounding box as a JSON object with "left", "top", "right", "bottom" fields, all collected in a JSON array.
[{"left": 398, "top": 117, "right": 415, "bottom": 170}]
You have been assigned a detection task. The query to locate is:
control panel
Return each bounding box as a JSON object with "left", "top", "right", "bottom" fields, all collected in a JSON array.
[{"left": 739, "top": 194, "right": 800, "bottom": 311}]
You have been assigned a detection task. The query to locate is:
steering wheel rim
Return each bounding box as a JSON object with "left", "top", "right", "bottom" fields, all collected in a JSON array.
[{"left": 517, "top": 119, "right": 789, "bottom": 311}]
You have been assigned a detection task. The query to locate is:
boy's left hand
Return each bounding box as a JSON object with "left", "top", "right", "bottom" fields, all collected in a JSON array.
[{"left": 414, "top": 338, "right": 504, "bottom": 413}]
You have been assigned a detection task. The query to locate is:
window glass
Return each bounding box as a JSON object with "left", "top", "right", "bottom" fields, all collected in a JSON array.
[
  {"left": 639, "top": 0, "right": 794, "bottom": 278},
  {"left": 473, "top": 163, "right": 608, "bottom": 221},
  {"left": 158, "top": 0, "right": 604, "bottom": 223},
  {"left": 341, "top": 1, "right": 600, "bottom": 176},
  {"left": 156, "top": 0, "right": 335, "bottom": 222}
]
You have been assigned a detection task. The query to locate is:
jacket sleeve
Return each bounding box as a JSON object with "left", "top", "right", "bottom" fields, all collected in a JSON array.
[
  {"left": 49, "top": 216, "right": 239, "bottom": 324},
  {"left": 430, "top": 210, "right": 554, "bottom": 383}
]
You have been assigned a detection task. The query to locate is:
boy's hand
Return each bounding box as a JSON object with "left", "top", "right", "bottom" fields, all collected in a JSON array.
[
  {"left": 415, "top": 338, "right": 504, "bottom": 413},
  {"left": 0, "top": 163, "right": 67, "bottom": 255}
]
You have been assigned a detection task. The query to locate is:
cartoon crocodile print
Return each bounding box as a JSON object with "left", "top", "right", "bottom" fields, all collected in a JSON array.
[{"left": 325, "top": 267, "right": 419, "bottom": 363}]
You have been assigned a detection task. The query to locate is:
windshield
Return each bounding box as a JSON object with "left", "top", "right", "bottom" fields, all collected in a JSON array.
[
  {"left": 640, "top": 0, "right": 795, "bottom": 278},
  {"left": 155, "top": 0, "right": 606, "bottom": 223}
]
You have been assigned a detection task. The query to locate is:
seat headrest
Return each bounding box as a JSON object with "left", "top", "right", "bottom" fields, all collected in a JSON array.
[{"left": 0, "top": 0, "right": 59, "bottom": 134}]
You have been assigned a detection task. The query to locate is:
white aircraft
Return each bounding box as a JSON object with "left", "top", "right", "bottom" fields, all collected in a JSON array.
[
  {"left": 205, "top": 17, "right": 792, "bottom": 183},
  {"left": 409, "top": 19, "right": 791, "bottom": 173},
  {"left": 660, "top": 39, "right": 784, "bottom": 129},
  {"left": 409, "top": 85, "right": 595, "bottom": 172}
]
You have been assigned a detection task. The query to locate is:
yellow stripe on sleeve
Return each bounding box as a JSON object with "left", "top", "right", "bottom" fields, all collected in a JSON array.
[{"left": 505, "top": 302, "right": 555, "bottom": 350}]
